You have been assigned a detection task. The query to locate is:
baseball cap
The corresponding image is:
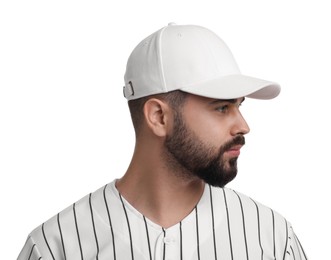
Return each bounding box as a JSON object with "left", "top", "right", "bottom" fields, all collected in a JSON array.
[{"left": 123, "top": 23, "right": 280, "bottom": 101}]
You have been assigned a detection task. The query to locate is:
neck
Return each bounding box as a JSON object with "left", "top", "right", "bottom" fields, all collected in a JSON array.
[{"left": 116, "top": 143, "right": 205, "bottom": 228}]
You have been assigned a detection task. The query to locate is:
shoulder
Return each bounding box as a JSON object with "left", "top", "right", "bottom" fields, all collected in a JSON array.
[
  {"left": 25, "top": 181, "right": 118, "bottom": 259},
  {"left": 209, "top": 185, "right": 292, "bottom": 258},
  {"left": 211, "top": 185, "right": 288, "bottom": 223}
]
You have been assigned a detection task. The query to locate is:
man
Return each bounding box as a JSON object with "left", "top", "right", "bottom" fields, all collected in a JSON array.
[{"left": 18, "top": 23, "right": 307, "bottom": 260}]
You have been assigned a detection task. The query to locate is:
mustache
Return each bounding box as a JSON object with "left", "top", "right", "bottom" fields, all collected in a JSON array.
[{"left": 221, "top": 135, "right": 245, "bottom": 152}]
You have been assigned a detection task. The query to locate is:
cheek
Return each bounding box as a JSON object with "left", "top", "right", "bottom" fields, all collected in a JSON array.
[{"left": 185, "top": 112, "right": 228, "bottom": 147}]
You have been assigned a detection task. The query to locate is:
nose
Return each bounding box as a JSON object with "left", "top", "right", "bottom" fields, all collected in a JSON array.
[{"left": 230, "top": 110, "right": 250, "bottom": 136}]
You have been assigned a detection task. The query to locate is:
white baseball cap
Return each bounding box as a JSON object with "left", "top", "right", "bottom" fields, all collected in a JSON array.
[{"left": 123, "top": 23, "right": 280, "bottom": 101}]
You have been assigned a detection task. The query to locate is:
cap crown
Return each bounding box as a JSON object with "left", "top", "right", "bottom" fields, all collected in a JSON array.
[{"left": 124, "top": 24, "right": 280, "bottom": 100}]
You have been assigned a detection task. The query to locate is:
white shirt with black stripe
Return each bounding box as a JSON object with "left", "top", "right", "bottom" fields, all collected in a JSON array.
[{"left": 18, "top": 180, "right": 307, "bottom": 260}]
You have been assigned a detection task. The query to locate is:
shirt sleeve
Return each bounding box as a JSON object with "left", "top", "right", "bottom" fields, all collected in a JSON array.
[
  {"left": 17, "top": 236, "right": 42, "bottom": 260},
  {"left": 285, "top": 225, "right": 308, "bottom": 260}
]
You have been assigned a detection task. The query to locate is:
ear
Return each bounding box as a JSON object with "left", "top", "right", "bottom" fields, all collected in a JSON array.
[{"left": 143, "top": 98, "right": 172, "bottom": 137}]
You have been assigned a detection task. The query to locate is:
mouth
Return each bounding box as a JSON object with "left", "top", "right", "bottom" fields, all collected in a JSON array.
[{"left": 224, "top": 145, "right": 243, "bottom": 157}]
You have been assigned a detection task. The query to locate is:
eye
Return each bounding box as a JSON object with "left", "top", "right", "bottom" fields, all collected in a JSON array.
[{"left": 216, "top": 105, "right": 229, "bottom": 113}]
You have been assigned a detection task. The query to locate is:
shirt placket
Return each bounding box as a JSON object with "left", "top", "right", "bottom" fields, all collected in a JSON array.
[{"left": 154, "top": 227, "right": 180, "bottom": 260}]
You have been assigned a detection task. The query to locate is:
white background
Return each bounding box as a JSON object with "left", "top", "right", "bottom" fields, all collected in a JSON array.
[{"left": 1, "top": 0, "right": 329, "bottom": 259}]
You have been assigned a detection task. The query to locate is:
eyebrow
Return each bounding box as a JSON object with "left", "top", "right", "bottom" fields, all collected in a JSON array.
[{"left": 209, "top": 97, "right": 245, "bottom": 105}]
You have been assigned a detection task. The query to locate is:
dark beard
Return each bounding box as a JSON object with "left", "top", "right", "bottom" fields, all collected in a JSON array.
[{"left": 164, "top": 111, "right": 245, "bottom": 187}]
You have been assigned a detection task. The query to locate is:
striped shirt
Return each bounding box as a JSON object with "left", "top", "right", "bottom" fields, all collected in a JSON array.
[{"left": 18, "top": 180, "right": 307, "bottom": 260}]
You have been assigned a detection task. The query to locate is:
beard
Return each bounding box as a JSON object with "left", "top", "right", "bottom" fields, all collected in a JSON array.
[{"left": 164, "top": 111, "right": 245, "bottom": 187}]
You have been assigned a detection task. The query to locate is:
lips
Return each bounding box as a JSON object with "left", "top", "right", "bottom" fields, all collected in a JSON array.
[{"left": 225, "top": 145, "right": 243, "bottom": 157}]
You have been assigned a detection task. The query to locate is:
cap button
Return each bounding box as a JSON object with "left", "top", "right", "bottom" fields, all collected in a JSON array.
[{"left": 168, "top": 22, "right": 177, "bottom": 26}]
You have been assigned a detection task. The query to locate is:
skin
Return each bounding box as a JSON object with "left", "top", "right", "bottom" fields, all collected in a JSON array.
[{"left": 116, "top": 93, "right": 250, "bottom": 228}]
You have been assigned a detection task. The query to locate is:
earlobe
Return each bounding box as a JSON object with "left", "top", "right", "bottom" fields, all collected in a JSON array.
[{"left": 143, "top": 98, "right": 170, "bottom": 137}]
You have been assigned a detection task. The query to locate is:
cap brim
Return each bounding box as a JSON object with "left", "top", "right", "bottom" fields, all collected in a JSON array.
[{"left": 180, "top": 74, "right": 281, "bottom": 100}]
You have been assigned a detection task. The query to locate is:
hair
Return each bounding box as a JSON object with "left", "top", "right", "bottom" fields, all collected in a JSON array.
[{"left": 128, "top": 90, "right": 188, "bottom": 136}]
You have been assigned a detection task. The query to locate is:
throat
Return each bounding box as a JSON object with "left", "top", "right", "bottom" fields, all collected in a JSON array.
[{"left": 116, "top": 178, "right": 205, "bottom": 229}]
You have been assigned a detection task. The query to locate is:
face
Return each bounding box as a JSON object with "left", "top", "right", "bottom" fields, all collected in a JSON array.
[{"left": 164, "top": 94, "right": 250, "bottom": 187}]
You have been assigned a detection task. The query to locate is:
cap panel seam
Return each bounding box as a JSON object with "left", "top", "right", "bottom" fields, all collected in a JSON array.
[{"left": 157, "top": 26, "right": 168, "bottom": 92}]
